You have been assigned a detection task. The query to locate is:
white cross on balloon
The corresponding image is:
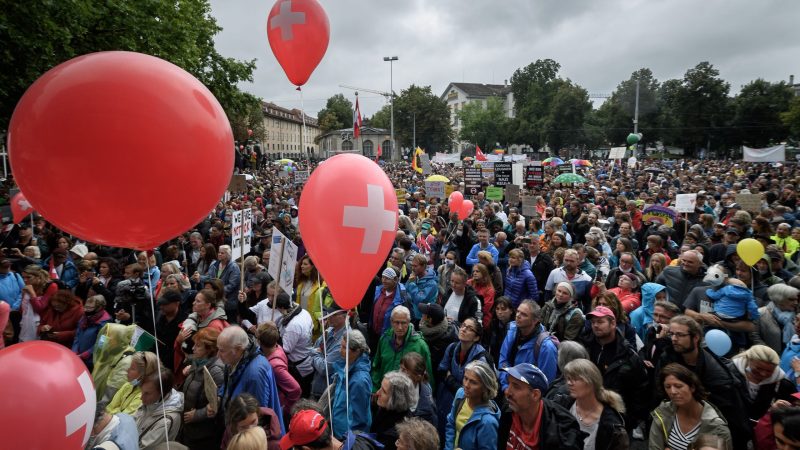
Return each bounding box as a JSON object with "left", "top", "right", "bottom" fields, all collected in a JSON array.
[
  {"left": 65, "top": 371, "right": 96, "bottom": 444},
  {"left": 270, "top": 0, "right": 306, "bottom": 40},
  {"left": 343, "top": 184, "right": 395, "bottom": 254}
]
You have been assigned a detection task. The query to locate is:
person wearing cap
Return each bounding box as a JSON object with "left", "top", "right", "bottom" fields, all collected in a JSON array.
[
  {"left": 154, "top": 289, "right": 187, "bottom": 373},
  {"left": 370, "top": 267, "right": 407, "bottom": 346},
  {"left": 372, "top": 306, "right": 433, "bottom": 394},
  {"left": 578, "top": 305, "right": 648, "bottom": 431},
  {"left": 764, "top": 247, "right": 794, "bottom": 284},
  {"left": 279, "top": 409, "right": 382, "bottom": 450},
  {"left": 272, "top": 292, "right": 314, "bottom": 397},
  {"left": 708, "top": 227, "right": 741, "bottom": 264},
  {"left": 540, "top": 282, "right": 585, "bottom": 342},
  {"left": 309, "top": 302, "right": 348, "bottom": 399},
  {"left": 218, "top": 326, "right": 286, "bottom": 434},
  {"left": 498, "top": 363, "right": 585, "bottom": 450},
  {"left": 498, "top": 300, "right": 558, "bottom": 390},
  {"left": 772, "top": 223, "right": 800, "bottom": 261},
  {"left": 70, "top": 243, "right": 89, "bottom": 263},
  {"left": 406, "top": 254, "right": 439, "bottom": 323},
  {"left": 41, "top": 247, "right": 79, "bottom": 289},
  {"left": 180, "top": 327, "right": 226, "bottom": 450}
]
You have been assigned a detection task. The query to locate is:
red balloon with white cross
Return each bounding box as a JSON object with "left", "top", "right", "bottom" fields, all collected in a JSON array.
[
  {"left": 299, "top": 154, "right": 398, "bottom": 310},
  {"left": 0, "top": 341, "right": 96, "bottom": 449},
  {"left": 267, "top": 0, "right": 330, "bottom": 86}
]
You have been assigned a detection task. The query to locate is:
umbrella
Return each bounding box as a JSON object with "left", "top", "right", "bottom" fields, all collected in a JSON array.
[
  {"left": 542, "top": 157, "right": 564, "bottom": 166},
  {"left": 462, "top": 156, "right": 474, "bottom": 161},
  {"left": 277, "top": 158, "right": 295, "bottom": 165},
  {"left": 573, "top": 159, "right": 593, "bottom": 167},
  {"left": 644, "top": 167, "right": 662, "bottom": 174},
  {"left": 425, "top": 175, "right": 450, "bottom": 182},
  {"left": 553, "top": 173, "right": 588, "bottom": 184}
]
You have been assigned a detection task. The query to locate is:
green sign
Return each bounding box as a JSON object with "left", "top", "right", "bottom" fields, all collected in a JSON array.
[{"left": 486, "top": 186, "right": 504, "bottom": 201}]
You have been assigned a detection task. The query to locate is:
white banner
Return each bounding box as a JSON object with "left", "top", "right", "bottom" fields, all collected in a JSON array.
[
  {"left": 231, "top": 210, "right": 243, "bottom": 260},
  {"left": 743, "top": 145, "right": 785, "bottom": 162},
  {"left": 432, "top": 152, "right": 461, "bottom": 164},
  {"left": 268, "top": 227, "right": 298, "bottom": 295},
  {"left": 609, "top": 147, "right": 626, "bottom": 159},
  {"left": 424, "top": 181, "right": 446, "bottom": 199},
  {"left": 675, "top": 194, "right": 697, "bottom": 213}
]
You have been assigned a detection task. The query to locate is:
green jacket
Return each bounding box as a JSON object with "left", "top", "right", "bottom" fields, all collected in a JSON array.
[
  {"left": 371, "top": 325, "right": 433, "bottom": 392},
  {"left": 648, "top": 400, "right": 731, "bottom": 450}
]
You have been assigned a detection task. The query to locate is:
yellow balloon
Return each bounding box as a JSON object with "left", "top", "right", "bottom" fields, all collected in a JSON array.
[{"left": 737, "top": 238, "right": 765, "bottom": 266}]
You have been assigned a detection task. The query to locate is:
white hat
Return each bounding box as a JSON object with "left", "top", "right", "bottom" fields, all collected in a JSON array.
[{"left": 70, "top": 244, "right": 89, "bottom": 258}]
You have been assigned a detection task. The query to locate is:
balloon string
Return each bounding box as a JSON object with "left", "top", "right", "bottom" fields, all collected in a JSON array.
[
  {"left": 145, "top": 254, "right": 170, "bottom": 450},
  {"left": 345, "top": 318, "right": 351, "bottom": 435},
  {"left": 317, "top": 271, "right": 334, "bottom": 436},
  {"left": 299, "top": 88, "right": 309, "bottom": 167}
]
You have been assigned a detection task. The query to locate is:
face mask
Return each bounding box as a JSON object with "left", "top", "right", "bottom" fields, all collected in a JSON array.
[
  {"left": 456, "top": 230, "right": 463, "bottom": 237},
  {"left": 445, "top": 260, "right": 455, "bottom": 267},
  {"left": 421, "top": 230, "right": 429, "bottom": 237},
  {"left": 130, "top": 379, "right": 140, "bottom": 387}
]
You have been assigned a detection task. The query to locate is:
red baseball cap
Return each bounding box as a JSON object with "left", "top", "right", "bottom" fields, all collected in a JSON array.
[
  {"left": 587, "top": 305, "right": 616, "bottom": 320},
  {"left": 280, "top": 410, "right": 329, "bottom": 450}
]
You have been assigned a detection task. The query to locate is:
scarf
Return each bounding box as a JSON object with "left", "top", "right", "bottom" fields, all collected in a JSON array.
[
  {"left": 420, "top": 318, "right": 450, "bottom": 342},
  {"left": 770, "top": 303, "right": 796, "bottom": 344}
]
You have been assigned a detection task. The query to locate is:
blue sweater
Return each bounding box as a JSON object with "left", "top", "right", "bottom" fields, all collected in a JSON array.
[
  {"left": 331, "top": 353, "right": 373, "bottom": 438},
  {"left": 466, "top": 243, "right": 499, "bottom": 268},
  {"left": 405, "top": 269, "right": 439, "bottom": 320},
  {"left": 498, "top": 322, "right": 558, "bottom": 390},
  {"left": 0, "top": 271, "right": 24, "bottom": 310},
  {"left": 444, "top": 388, "right": 500, "bottom": 450},
  {"left": 220, "top": 344, "right": 285, "bottom": 433}
]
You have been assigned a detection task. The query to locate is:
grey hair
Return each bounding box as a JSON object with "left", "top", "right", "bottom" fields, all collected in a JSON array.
[
  {"left": 396, "top": 418, "right": 439, "bottom": 450},
  {"left": 391, "top": 305, "right": 411, "bottom": 321},
  {"left": 219, "top": 326, "right": 250, "bottom": 350},
  {"left": 243, "top": 255, "right": 260, "bottom": 269},
  {"left": 346, "top": 329, "right": 370, "bottom": 355},
  {"left": 88, "top": 294, "right": 107, "bottom": 311},
  {"left": 219, "top": 245, "right": 232, "bottom": 255},
  {"left": 24, "top": 245, "right": 41, "bottom": 259},
  {"left": 465, "top": 360, "right": 499, "bottom": 403},
  {"left": 557, "top": 340, "right": 589, "bottom": 372},
  {"left": 382, "top": 371, "right": 418, "bottom": 412},
  {"left": 165, "top": 273, "right": 191, "bottom": 291},
  {"left": 767, "top": 284, "right": 800, "bottom": 309},
  {"left": 190, "top": 231, "right": 203, "bottom": 241}
]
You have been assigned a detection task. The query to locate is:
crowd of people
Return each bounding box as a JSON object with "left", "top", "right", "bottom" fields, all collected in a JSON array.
[{"left": 1, "top": 156, "right": 800, "bottom": 450}]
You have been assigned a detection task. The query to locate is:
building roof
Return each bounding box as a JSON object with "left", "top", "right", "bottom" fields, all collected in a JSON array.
[
  {"left": 443, "top": 82, "right": 511, "bottom": 99},
  {"left": 318, "top": 126, "right": 389, "bottom": 138},
  {"left": 262, "top": 101, "right": 318, "bottom": 126}
]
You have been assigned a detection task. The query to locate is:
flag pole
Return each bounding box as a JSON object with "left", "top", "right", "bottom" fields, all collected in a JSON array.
[
  {"left": 240, "top": 209, "right": 246, "bottom": 295},
  {"left": 270, "top": 237, "right": 287, "bottom": 323}
]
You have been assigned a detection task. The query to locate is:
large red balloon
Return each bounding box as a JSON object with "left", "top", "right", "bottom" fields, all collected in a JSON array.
[
  {"left": 299, "top": 154, "right": 398, "bottom": 309},
  {"left": 0, "top": 341, "right": 96, "bottom": 449},
  {"left": 8, "top": 51, "right": 234, "bottom": 249},
  {"left": 448, "top": 191, "right": 464, "bottom": 219},
  {"left": 459, "top": 199, "right": 475, "bottom": 219},
  {"left": 267, "top": 0, "right": 330, "bottom": 86}
]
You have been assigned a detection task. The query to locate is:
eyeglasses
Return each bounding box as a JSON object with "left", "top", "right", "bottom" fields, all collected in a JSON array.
[
  {"left": 460, "top": 323, "right": 477, "bottom": 333},
  {"left": 667, "top": 331, "right": 691, "bottom": 339}
]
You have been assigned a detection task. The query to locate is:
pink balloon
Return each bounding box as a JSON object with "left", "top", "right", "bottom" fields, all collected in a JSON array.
[
  {"left": 298, "top": 154, "right": 398, "bottom": 309},
  {"left": 448, "top": 191, "right": 464, "bottom": 218},
  {"left": 459, "top": 200, "right": 475, "bottom": 219}
]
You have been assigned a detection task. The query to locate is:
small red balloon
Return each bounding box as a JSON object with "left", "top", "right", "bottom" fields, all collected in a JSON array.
[
  {"left": 10, "top": 192, "right": 34, "bottom": 224},
  {"left": 460, "top": 200, "right": 475, "bottom": 219},
  {"left": 8, "top": 51, "right": 234, "bottom": 250},
  {"left": 267, "top": 0, "right": 330, "bottom": 86},
  {"left": 0, "top": 341, "right": 96, "bottom": 449},
  {"left": 448, "top": 191, "right": 464, "bottom": 218},
  {"left": 299, "top": 154, "right": 398, "bottom": 309}
]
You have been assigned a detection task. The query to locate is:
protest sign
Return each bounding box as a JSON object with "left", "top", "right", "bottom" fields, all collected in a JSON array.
[
  {"left": 557, "top": 163, "right": 573, "bottom": 174},
  {"left": 396, "top": 188, "right": 407, "bottom": 205},
  {"left": 486, "top": 186, "right": 504, "bottom": 201},
  {"left": 268, "top": 227, "right": 298, "bottom": 294},
  {"left": 525, "top": 163, "right": 544, "bottom": 188},
  {"left": 420, "top": 154, "right": 433, "bottom": 175},
  {"left": 294, "top": 170, "right": 310, "bottom": 185},
  {"left": 675, "top": 194, "right": 697, "bottom": 213},
  {"left": 736, "top": 193, "right": 762, "bottom": 213},
  {"left": 463, "top": 167, "right": 483, "bottom": 198},
  {"left": 608, "top": 147, "right": 626, "bottom": 159},
  {"left": 522, "top": 196, "right": 537, "bottom": 217},
  {"left": 505, "top": 185, "right": 520, "bottom": 205},
  {"left": 228, "top": 174, "right": 247, "bottom": 193},
  {"left": 424, "top": 181, "right": 446, "bottom": 199},
  {"left": 493, "top": 162, "right": 513, "bottom": 186}
]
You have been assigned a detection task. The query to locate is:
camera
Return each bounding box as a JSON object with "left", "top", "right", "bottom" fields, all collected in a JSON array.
[{"left": 116, "top": 279, "right": 148, "bottom": 306}]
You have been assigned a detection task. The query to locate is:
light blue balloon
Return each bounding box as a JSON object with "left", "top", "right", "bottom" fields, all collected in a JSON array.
[{"left": 705, "top": 329, "right": 731, "bottom": 357}]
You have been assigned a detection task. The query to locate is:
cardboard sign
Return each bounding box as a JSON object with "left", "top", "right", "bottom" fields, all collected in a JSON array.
[
  {"left": 736, "top": 193, "right": 762, "bottom": 213},
  {"left": 675, "top": 194, "right": 697, "bottom": 213},
  {"left": 424, "top": 181, "right": 446, "bottom": 199},
  {"left": 463, "top": 167, "right": 483, "bottom": 198},
  {"left": 420, "top": 153, "right": 433, "bottom": 175},
  {"left": 231, "top": 209, "right": 253, "bottom": 261},
  {"left": 608, "top": 147, "right": 626, "bottom": 159},
  {"left": 494, "top": 162, "right": 513, "bottom": 186},
  {"left": 396, "top": 188, "right": 407, "bottom": 205},
  {"left": 505, "top": 185, "right": 520, "bottom": 206},
  {"left": 557, "top": 163, "right": 574, "bottom": 175},
  {"left": 228, "top": 174, "right": 247, "bottom": 193},
  {"left": 525, "top": 163, "right": 544, "bottom": 188},
  {"left": 268, "top": 227, "right": 298, "bottom": 294},
  {"left": 294, "top": 170, "right": 310, "bottom": 185},
  {"left": 521, "top": 196, "right": 537, "bottom": 217},
  {"left": 486, "top": 186, "right": 504, "bottom": 201}
]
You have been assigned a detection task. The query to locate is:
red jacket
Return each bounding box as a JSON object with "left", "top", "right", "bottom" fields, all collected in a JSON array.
[{"left": 38, "top": 302, "right": 83, "bottom": 347}]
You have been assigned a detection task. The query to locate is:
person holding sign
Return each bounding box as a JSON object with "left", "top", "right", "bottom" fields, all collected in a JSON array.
[{"left": 180, "top": 327, "right": 225, "bottom": 450}]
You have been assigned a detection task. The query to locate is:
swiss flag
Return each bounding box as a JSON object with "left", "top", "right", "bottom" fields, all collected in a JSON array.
[
  {"left": 375, "top": 144, "right": 382, "bottom": 163},
  {"left": 475, "top": 145, "right": 487, "bottom": 161},
  {"left": 353, "top": 95, "right": 362, "bottom": 139}
]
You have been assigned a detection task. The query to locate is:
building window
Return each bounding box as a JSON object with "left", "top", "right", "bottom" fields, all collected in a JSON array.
[
  {"left": 342, "top": 140, "right": 354, "bottom": 151},
  {"left": 363, "top": 140, "right": 373, "bottom": 155},
  {"left": 382, "top": 140, "right": 391, "bottom": 156}
]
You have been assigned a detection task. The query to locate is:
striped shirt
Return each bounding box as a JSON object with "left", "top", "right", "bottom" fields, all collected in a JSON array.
[{"left": 667, "top": 417, "right": 701, "bottom": 450}]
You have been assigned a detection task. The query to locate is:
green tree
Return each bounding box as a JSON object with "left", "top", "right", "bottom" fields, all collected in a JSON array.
[
  {"left": 0, "top": 0, "right": 258, "bottom": 132},
  {"left": 392, "top": 85, "right": 453, "bottom": 153},
  {"left": 541, "top": 79, "right": 593, "bottom": 151},
  {"left": 674, "top": 62, "right": 732, "bottom": 155},
  {"left": 597, "top": 68, "right": 660, "bottom": 145},
  {"left": 316, "top": 94, "right": 353, "bottom": 133},
  {"left": 457, "top": 96, "right": 511, "bottom": 149},
  {"left": 367, "top": 105, "right": 391, "bottom": 130},
  {"left": 654, "top": 78, "right": 685, "bottom": 146},
  {"left": 730, "top": 79, "right": 792, "bottom": 147},
  {"left": 782, "top": 96, "right": 800, "bottom": 140}
]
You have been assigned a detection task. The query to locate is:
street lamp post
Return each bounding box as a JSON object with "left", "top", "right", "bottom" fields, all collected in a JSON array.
[{"left": 383, "top": 56, "right": 398, "bottom": 160}]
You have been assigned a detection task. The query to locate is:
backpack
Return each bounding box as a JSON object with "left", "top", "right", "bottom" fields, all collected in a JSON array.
[{"left": 533, "top": 330, "right": 560, "bottom": 362}]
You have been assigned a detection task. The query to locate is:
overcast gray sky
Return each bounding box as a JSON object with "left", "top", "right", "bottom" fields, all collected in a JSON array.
[{"left": 209, "top": 0, "right": 799, "bottom": 118}]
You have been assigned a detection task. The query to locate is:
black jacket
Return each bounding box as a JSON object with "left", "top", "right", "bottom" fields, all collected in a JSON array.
[
  {"left": 579, "top": 329, "right": 649, "bottom": 428},
  {"left": 441, "top": 284, "right": 481, "bottom": 325},
  {"left": 550, "top": 396, "right": 630, "bottom": 450},
  {"left": 655, "top": 346, "right": 752, "bottom": 450},
  {"left": 528, "top": 252, "right": 555, "bottom": 304},
  {"left": 498, "top": 399, "right": 586, "bottom": 450}
]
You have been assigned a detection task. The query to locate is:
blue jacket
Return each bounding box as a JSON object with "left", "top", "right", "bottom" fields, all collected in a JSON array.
[
  {"left": 202, "top": 261, "right": 241, "bottom": 311},
  {"left": 466, "top": 243, "right": 499, "bottom": 268},
  {"left": 780, "top": 338, "right": 800, "bottom": 389},
  {"left": 405, "top": 269, "right": 439, "bottom": 320},
  {"left": 72, "top": 310, "right": 112, "bottom": 370},
  {"left": 95, "top": 412, "right": 139, "bottom": 450},
  {"left": 0, "top": 271, "right": 24, "bottom": 310},
  {"left": 143, "top": 266, "right": 160, "bottom": 294},
  {"left": 331, "top": 353, "right": 373, "bottom": 438},
  {"left": 435, "top": 342, "right": 490, "bottom": 436},
  {"left": 631, "top": 283, "right": 666, "bottom": 339},
  {"left": 498, "top": 322, "right": 558, "bottom": 391},
  {"left": 41, "top": 257, "right": 79, "bottom": 289},
  {"left": 503, "top": 260, "right": 538, "bottom": 307},
  {"left": 220, "top": 341, "right": 285, "bottom": 433},
  {"left": 372, "top": 285, "right": 407, "bottom": 334},
  {"left": 444, "top": 388, "right": 500, "bottom": 450},
  {"left": 706, "top": 284, "right": 760, "bottom": 320}
]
